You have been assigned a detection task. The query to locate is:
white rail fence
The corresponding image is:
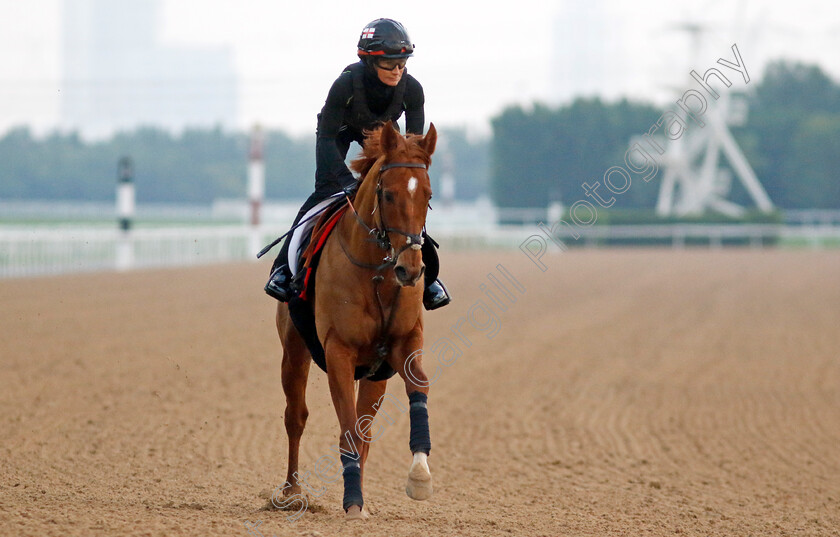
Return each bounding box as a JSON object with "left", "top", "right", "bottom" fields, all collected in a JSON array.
[
  {"left": 1, "top": 223, "right": 839, "bottom": 279},
  {"left": 438, "top": 224, "right": 840, "bottom": 250},
  {"left": 0, "top": 226, "right": 274, "bottom": 279}
]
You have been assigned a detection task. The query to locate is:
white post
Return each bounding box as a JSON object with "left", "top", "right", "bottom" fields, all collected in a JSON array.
[
  {"left": 116, "top": 157, "right": 135, "bottom": 271},
  {"left": 248, "top": 124, "right": 265, "bottom": 258},
  {"left": 437, "top": 134, "right": 455, "bottom": 209},
  {"left": 547, "top": 201, "right": 564, "bottom": 224}
]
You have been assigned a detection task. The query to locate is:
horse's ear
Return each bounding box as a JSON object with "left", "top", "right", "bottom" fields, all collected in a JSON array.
[
  {"left": 381, "top": 121, "right": 401, "bottom": 154},
  {"left": 420, "top": 123, "right": 437, "bottom": 156}
]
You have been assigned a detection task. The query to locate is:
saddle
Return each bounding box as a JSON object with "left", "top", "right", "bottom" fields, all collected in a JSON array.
[
  {"left": 286, "top": 197, "right": 398, "bottom": 382},
  {"left": 297, "top": 201, "right": 348, "bottom": 301}
]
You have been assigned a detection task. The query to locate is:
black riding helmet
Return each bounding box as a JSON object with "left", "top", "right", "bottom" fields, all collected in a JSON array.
[{"left": 357, "top": 18, "right": 414, "bottom": 59}]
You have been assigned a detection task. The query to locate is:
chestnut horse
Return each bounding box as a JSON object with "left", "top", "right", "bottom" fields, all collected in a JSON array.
[{"left": 276, "top": 122, "right": 438, "bottom": 520}]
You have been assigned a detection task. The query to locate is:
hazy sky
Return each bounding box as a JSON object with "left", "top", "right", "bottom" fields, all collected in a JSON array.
[{"left": 0, "top": 0, "right": 837, "bottom": 138}]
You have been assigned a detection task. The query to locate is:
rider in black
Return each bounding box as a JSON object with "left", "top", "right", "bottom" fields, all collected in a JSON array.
[{"left": 265, "top": 18, "right": 451, "bottom": 310}]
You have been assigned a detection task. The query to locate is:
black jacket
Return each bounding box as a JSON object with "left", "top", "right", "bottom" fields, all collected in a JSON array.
[{"left": 315, "top": 61, "right": 425, "bottom": 189}]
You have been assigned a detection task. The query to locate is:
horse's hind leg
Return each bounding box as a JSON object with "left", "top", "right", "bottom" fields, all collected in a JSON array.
[{"left": 278, "top": 306, "right": 312, "bottom": 497}]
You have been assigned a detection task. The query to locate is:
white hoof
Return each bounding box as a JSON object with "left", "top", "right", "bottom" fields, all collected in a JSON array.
[
  {"left": 345, "top": 504, "right": 369, "bottom": 521},
  {"left": 405, "top": 452, "right": 433, "bottom": 501}
]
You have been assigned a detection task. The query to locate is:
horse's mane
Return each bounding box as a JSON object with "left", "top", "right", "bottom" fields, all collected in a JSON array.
[{"left": 349, "top": 125, "right": 432, "bottom": 180}]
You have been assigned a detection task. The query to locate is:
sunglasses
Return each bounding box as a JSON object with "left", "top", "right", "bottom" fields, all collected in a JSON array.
[{"left": 375, "top": 58, "right": 407, "bottom": 71}]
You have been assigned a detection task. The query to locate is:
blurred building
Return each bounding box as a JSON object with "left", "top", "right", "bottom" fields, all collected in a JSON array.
[
  {"left": 61, "top": 0, "right": 236, "bottom": 138},
  {"left": 550, "top": 0, "right": 627, "bottom": 104}
]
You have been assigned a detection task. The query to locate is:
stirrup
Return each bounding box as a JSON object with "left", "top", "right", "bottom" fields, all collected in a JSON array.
[
  {"left": 265, "top": 264, "right": 294, "bottom": 302},
  {"left": 423, "top": 279, "right": 451, "bottom": 311},
  {"left": 290, "top": 268, "right": 306, "bottom": 294}
]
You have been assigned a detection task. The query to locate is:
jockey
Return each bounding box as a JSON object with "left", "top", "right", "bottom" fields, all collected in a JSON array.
[{"left": 265, "top": 18, "right": 451, "bottom": 310}]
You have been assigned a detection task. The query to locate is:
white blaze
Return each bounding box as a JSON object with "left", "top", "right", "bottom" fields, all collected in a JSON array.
[{"left": 407, "top": 177, "right": 418, "bottom": 196}]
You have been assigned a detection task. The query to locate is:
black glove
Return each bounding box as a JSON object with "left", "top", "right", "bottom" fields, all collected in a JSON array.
[{"left": 339, "top": 173, "right": 359, "bottom": 197}]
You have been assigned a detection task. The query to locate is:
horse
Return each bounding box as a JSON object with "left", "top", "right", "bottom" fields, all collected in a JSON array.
[{"left": 275, "top": 121, "right": 438, "bottom": 521}]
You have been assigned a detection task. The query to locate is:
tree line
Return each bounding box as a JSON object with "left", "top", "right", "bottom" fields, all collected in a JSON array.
[
  {"left": 491, "top": 60, "right": 840, "bottom": 210},
  {"left": 1, "top": 60, "right": 837, "bottom": 210},
  {"left": 0, "top": 124, "right": 489, "bottom": 205}
]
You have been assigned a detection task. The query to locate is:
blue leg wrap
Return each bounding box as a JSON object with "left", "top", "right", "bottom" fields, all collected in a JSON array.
[
  {"left": 408, "top": 391, "right": 432, "bottom": 455},
  {"left": 341, "top": 454, "right": 363, "bottom": 511}
]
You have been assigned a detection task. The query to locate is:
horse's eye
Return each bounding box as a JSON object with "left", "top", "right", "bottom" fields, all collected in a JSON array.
[{"left": 384, "top": 191, "right": 395, "bottom": 203}]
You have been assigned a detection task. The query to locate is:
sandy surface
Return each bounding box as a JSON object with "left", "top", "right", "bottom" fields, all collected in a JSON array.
[{"left": 1, "top": 249, "right": 839, "bottom": 537}]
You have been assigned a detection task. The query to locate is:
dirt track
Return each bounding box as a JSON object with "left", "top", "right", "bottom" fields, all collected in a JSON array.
[{"left": 2, "top": 249, "right": 839, "bottom": 537}]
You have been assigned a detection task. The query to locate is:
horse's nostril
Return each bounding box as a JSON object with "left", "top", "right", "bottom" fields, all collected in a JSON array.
[{"left": 394, "top": 266, "right": 408, "bottom": 281}]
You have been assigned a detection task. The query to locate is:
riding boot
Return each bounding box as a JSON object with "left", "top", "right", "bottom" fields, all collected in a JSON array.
[
  {"left": 423, "top": 278, "right": 451, "bottom": 310},
  {"left": 421, "top": 232, "right": 451, "bottom": 311},
  {"left": 264, "top": 239, "right": 295, "bottom": 302},
  {"left": 265, "top": 264, "right": 294, "bottom": 302}
]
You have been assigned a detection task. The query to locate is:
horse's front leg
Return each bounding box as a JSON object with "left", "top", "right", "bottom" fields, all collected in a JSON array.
[
  {"left": 324, "top": 332, "right": 368, "bottom": 521},
  {"left": 390, "top": 328, "right": 433, "bottom": 501}
]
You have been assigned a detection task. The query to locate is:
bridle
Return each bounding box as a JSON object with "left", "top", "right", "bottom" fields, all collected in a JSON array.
[{"left": 341, "top": 160, "right": 428, "bottom": 271}]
